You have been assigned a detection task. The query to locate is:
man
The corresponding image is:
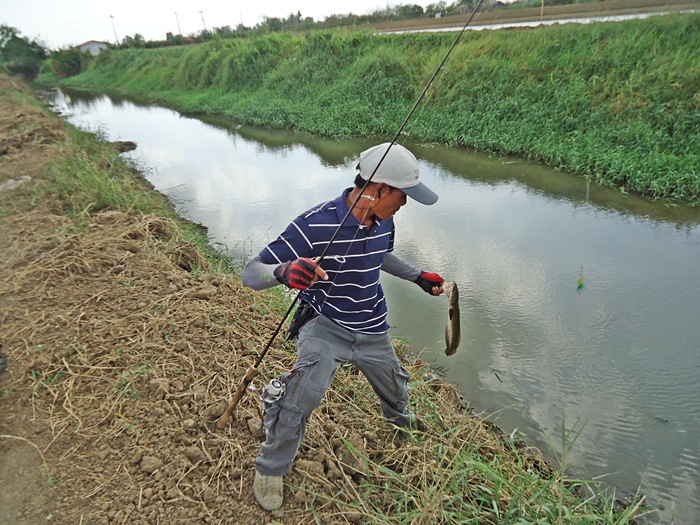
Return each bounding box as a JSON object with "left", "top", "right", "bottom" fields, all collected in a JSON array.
[{"left": 241, "top": 142, "right": 445, "bottom": 511}]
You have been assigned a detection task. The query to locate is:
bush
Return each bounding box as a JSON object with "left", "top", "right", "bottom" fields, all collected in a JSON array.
[
  {"left": 0, "top": 25, "right": 48, "bottom": 79},
  {"left": 51, "top": 48, "right": 83, "bottom": 78}
]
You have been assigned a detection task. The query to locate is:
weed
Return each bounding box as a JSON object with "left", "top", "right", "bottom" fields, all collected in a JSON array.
[
  {"left": 44, "top": 475, "right": 60, "bottom": 487},
  {"left": 116, "top": 363, "right": 150, "bottom": 399}
]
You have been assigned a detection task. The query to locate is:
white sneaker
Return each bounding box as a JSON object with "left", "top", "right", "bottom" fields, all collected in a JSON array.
[{"left": 253, "top": 470, "right": 283, "bottom": 511}]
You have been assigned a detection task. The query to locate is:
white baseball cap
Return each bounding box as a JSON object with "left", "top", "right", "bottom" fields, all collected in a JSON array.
[{"left": 358, "top": 143, "right": 438, "bottom": 205}]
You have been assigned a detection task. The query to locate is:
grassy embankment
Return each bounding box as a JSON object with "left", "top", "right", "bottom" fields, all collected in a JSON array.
[
  {"left": 1, "top": 74, "right": 649, "bottom": 523},
  {"left": 44, "top": 13, "right": 700, "bottom": 202}
]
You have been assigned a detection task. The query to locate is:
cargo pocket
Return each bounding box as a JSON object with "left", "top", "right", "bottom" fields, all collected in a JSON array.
[
  {"left": 266, "top": 404, "right": 304, "bottom": 443},
  {"left": 392, "top": 361, "right": 410, "bottom": 385},
  {"left": 282, "top": 354, "right": 325, "bottom": 413}
]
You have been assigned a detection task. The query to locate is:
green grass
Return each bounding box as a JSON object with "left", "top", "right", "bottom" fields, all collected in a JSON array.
[
  {"left": 26, "top": 123, "right": 234, "bottom": 273},
  {"left": 34, "top": 126, "right": 171, "bottom": 217}
]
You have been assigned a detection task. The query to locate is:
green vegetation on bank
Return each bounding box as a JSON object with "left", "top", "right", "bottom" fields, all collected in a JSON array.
[
  {"left": 45, "top": 13, "right": 699, "bottom": 202},
  {"left": 42, "top": 128, "right": 233, "bottom": 272}
]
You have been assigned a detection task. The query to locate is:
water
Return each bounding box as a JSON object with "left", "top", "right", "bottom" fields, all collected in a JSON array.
[
  {"left": 386, "top": 10, "right": 698, "bottom": 34},
  {"left": 48, "top": 88, "right": 700, "bottom": 523}
]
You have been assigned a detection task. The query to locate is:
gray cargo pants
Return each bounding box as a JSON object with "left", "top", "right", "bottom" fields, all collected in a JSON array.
[{"left": 254, "top": 314, "right": 413, "bottom": 476}]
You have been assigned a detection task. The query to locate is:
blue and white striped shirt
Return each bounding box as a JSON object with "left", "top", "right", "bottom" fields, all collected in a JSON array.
[{"left": 259, "top": 188, "right": 395, "bottom": 334}]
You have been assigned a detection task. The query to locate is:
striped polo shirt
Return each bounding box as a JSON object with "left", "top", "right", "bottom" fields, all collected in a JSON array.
[{"left": 259, "top": 188, "right": 395, "bottom": 334}]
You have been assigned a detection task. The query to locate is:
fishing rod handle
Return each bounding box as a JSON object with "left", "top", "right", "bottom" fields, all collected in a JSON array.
[{"left": 216, "top": 366, "right": 259, "bottom": 429}]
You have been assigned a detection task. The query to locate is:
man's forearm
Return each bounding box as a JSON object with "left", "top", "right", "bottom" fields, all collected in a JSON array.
[
  {"left": 241, "top": 256, "right": 280, "bottom": 290},
  {"left": 244, "top": 252, "right": 420, "bottom": 289},
  {"left": 381, "top": 252, "right": 421, "bottom": 281}
]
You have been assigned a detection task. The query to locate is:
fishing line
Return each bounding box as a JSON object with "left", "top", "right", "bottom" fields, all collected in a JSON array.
[
  {"left": 218, "top": 0, "right": 487, "bottom": 427},
  {"left": 310, "top": 186, "right": 380, "bottom": 316}
]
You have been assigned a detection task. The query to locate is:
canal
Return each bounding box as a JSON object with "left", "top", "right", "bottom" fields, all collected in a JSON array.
[{"left": 49, "top": 88, "right": 700, "bottom": 523}]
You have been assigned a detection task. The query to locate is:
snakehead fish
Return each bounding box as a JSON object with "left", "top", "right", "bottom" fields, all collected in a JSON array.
[{"left": 444, "top": 282, "right": 461, "bottom": 356}]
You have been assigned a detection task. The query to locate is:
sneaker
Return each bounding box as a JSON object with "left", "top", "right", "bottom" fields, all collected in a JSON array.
[
  {"left": 393, "top": 414, "right": 427, "bottom": 441},
  {"left": 0, "top": 354, "right": 7, "bottom": 377},
  {"left": 253, "top": 470, "right": 283, "bottom": 511},
  {"left": 408, "top": 414, "right": 427, "bottom": 432}
]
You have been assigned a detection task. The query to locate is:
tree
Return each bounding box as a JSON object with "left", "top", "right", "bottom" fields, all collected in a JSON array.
[
  {"left": 0, "top": 25, "right": 48, "bottom": 78},
  {"left": 213, "top": 25, "right": 233, "bottom": 37},
  {"left": 260, "top": 17, "right": 283, "bottom": 32},
  {"left": 284, "top": 11, "right": 303, "bottom": 25},
  {"left": 120, "top": 33, "right": 146, "bottom": 49},
  {"left": 425, "top": 2, "right": 449, "bottom": 15},
  {"left": 235, "top": 24, "right": 251, "bottom": 35},
  {"left": 395, "top": 4, "right": 425, "bottom": 18}
]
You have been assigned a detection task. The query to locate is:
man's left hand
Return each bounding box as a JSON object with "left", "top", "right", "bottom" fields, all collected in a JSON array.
[{"left": 415, "top": 271, "right": 444, "bottom": 296}]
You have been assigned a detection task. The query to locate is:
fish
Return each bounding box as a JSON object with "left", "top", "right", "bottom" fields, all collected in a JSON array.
[{"left": 444, "top": 281, "right": 461, "bottom": 356}]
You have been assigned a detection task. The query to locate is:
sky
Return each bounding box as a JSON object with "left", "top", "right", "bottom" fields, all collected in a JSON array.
[{"left": 1, "top": 0, "right": 439, "bottom": 50}]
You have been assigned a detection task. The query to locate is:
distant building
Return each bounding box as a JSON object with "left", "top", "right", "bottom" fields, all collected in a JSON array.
[{"left": 77, "top": 41, "right": 109, "bottom": 56}]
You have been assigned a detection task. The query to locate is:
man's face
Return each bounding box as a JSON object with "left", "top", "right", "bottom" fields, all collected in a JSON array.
[{"left": 374, "top": 185, "right": 407, "bottom": 220}]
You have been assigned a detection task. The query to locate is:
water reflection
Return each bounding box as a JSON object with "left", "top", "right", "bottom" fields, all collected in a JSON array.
[{"left": 49, "top": 88, "right": 700, "bottom": 523}]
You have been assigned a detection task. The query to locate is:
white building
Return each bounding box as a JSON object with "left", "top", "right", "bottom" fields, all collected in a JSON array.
[{"left": 77, "top": 41, "right": 109, "bottom": 56}]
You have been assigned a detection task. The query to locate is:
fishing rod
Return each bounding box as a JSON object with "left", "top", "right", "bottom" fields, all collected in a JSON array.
[{"left": 217, "top": 0, "right": 486, "bottom": 429}]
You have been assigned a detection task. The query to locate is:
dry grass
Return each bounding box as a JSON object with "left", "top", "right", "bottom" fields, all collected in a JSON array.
[{"left": 0, "top": 208, "right": 539, "bottom": 524}]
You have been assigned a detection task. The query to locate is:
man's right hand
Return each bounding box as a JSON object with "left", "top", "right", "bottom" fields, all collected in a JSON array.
[
  {"left": 274, "top": 258, "right": 327, "bottom": 290},
  {"left": 415, "top": 271, "right": 444, "bottom": 296}
]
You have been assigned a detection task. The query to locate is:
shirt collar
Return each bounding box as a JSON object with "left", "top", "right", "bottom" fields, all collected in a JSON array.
[{"left": 336, "top": 188, "right": 382, "bottom": 230}]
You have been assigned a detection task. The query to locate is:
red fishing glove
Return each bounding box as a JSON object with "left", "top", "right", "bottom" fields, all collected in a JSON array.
[
  {"left": 415, "top": 271, "right": 444, "bottom": 295},
  {"left": 274, "top": 258, "right": 319, "bottom": 290}
]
